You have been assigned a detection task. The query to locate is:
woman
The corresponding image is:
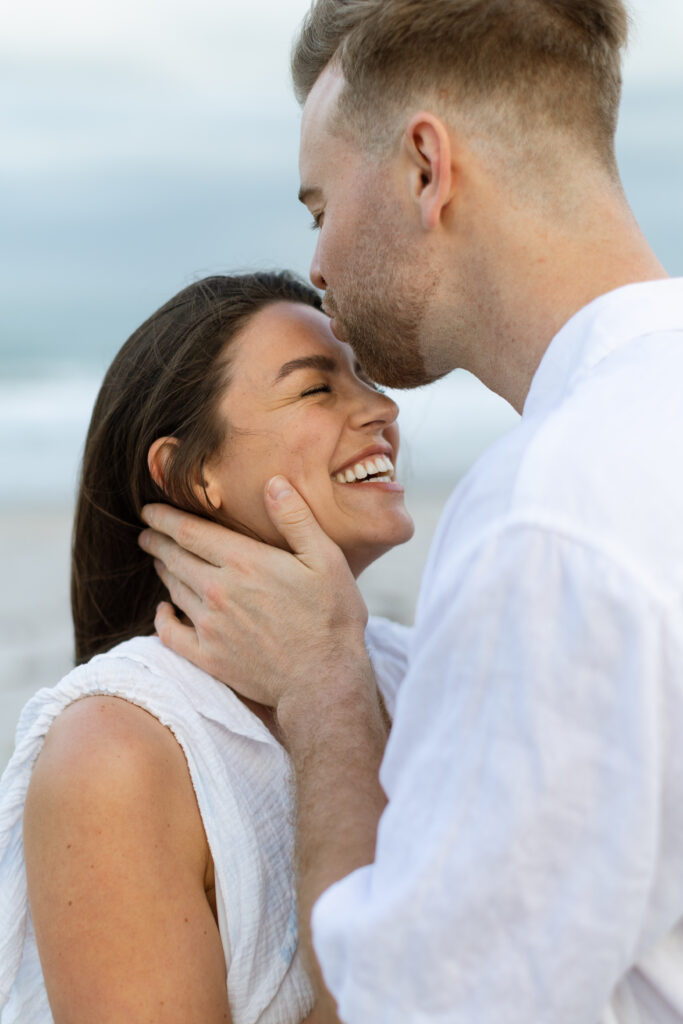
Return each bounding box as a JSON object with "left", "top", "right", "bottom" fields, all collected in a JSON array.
[{"left": 0, "top": 272, "right": 414, "bottom": 1023}]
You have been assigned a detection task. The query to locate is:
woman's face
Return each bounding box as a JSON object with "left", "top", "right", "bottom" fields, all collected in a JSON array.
[{"left": 203, "top": 300, "right": 414, "bottom": 576}]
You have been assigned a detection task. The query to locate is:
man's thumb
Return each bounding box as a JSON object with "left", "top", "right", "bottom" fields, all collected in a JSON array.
[{"left": 264, "top": 476, "right": 331, "bottom": 566}]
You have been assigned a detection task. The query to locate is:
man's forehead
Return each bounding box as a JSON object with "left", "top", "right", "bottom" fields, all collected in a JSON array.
[
  {"left": 299, "top": 63, "right": 347, "bottom": 181},
  {"left": 302, "top": 62, "right": 346, "bottom": 137}
]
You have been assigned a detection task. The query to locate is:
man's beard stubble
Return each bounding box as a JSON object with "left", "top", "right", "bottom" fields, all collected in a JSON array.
[
  {"left": 327, "top": 280, "right": 446, "bottom": 387},
  {"left": 325, "top": 266, "right": 444, "bottom": 391},
  {"left": 338, "top": 300, "right": 427, "bottom": 390}
]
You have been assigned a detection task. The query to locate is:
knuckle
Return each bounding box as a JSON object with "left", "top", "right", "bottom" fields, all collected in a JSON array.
[
  {"left": 153, "top": 558, "right": 168, "bottom": 583},
  {"left": 203, "top": 579, "right": 227, "bottom": 612},
  {"left": 198, "top": 615, "right": 216, "bottom": 643},
  {"left": 199, "top": 616, "right": 228, "bottom": 659},
  {"left": 281, "top": 508, "right": 312, "bottom": 528},
  {"left": 166, "top": 577, "right": 183, "bottom": 606},
  {"left": 227, "top": 551, "right": 248, "bottom": 578},
  {"left": 175, "top": 519, "right": 195, "bottom": 550},
  {"left": 156, "top": 618, "right": 174, "bottom": 646}
]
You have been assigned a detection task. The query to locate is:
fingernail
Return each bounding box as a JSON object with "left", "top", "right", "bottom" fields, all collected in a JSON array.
[
  {"left": 138, "top": 530, "right": 149, "bottom": 549},
  {"left": 267, "top": 476, "right": 292, "bottom": 501},
  {"left": 140, "top": 505, "right": 152, "bottom": 524}
]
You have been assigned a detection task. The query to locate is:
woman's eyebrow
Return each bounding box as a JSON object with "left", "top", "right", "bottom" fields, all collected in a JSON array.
[{"left": 274, "top": 355, "right": 338, "bottom": 383}]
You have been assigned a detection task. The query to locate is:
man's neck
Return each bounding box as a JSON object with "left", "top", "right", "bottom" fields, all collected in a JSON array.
[{"left": 457, "top": 192, "right": 668, "bottom": 414}]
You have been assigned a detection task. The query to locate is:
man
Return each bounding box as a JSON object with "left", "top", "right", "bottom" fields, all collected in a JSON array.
[{"left": 139, "top": 1, "right": 683, "bottom": 1020}]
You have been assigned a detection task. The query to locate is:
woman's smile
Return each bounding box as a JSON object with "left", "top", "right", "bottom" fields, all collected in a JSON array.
[{"left": 331, "top": 445, "right": 398, "bottom": 484}]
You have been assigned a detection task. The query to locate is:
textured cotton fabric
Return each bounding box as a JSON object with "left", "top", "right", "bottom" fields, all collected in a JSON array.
[
  {"left": 0, "top": 635, "right": 316, "bottom": 1023},
  {"left": 312, "top": 279, "right": 683, "bottom": 1023},
  {"left": 0, "top": 620, "right": 402, "bottom": 1023}
]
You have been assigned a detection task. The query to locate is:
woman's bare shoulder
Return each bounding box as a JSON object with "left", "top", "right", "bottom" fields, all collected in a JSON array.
[
  {"left": 27, "top": 695, "right": 195, "bottom": 825},
  {"left": 25, "top": 693, "right": 208, "bottom": 882},
  {"left": 33, "top": 693, "right": 187, "bottom": 779},
  {"left": 23, "top": 695, "right": 231, "bottom": 1022}
]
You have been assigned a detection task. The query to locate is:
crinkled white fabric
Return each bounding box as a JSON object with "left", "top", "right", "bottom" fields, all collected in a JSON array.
[
  {"left": 312, "top": 279, "right": 683, "bottom": 1023},
  {"left": 0, "top": 621, "right": 402, "bottom": 1024},
  {"left": 0, "top": 635, "right": 315, "bottom": 1024},
  {"left": 364, "top": 616, "right": 412, "bottom": 720}
]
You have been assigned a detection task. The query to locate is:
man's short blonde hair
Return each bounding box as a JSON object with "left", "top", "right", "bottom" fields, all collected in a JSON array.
[{"left": 292, "top": 0, "right": 630, "bottom": 172}]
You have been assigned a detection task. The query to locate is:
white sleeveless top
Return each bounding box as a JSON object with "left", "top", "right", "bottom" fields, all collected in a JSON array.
[{"left": 0, "top": 619, "right": 410, "bottom": 1024}]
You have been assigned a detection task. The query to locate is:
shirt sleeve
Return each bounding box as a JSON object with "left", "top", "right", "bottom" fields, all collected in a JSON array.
[
  {"left": 312, "top": 521, "right": 682, "bottom": 1023},
  {"left": 364, "top": 616, "right": 413, "bottom": 719}
]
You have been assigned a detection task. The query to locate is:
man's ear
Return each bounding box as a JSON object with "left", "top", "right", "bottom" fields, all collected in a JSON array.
[{"left": 403, "top": 112, "right": 457, "bottom": 231}]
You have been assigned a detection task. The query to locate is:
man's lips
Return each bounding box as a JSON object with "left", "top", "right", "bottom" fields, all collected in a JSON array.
[
  {"left": 329, "top": 317, "right": 346, "bottom": 342},
  {"left": 322, "top": 301, "right": 345, "bottom": 342}
]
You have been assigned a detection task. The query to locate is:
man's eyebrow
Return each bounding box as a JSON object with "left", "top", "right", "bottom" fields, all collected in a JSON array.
[
  {"left": 274, "top": 354, "right": 338, "bottom": 383},
  {"left": 298, "top": 185, "right": 322, "bottom": 206}
]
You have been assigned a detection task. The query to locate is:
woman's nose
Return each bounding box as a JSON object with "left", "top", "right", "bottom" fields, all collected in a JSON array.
[{"left": 352, "top": 385, "right": 399, "bottom": 430}]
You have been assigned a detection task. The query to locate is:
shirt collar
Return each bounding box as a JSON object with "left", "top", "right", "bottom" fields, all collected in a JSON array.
[{"left": 523, "top": 278, "right": 683, "bottom": 419}]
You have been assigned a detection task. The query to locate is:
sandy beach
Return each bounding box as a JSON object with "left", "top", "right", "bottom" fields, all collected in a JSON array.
[{"left": 0, "top": 488, "right": 451, "bottom": 774}]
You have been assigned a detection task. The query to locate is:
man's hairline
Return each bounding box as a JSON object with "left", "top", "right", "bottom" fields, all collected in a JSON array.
[
  {"left": 299, "top": 67, "right": 619, "bottom": 193},
  {"left": 296, "top": 56, "right": 621, "bottom": 218},
  {"left": 299, "top": 57, "right": 521, "bottom": 159}
]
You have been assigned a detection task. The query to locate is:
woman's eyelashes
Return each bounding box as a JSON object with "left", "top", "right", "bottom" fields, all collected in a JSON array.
[{"left": 301, "top": 383, "right": 331, "bottom": 397}]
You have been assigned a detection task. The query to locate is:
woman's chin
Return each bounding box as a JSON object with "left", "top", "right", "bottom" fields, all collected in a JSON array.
[{"left": 341, "top": 519, "right": 415, "bottom": 579}]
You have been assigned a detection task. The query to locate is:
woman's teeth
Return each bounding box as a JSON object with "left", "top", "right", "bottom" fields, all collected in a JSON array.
[{"left": 334, "top": 455, "right": 394, "bottom": 484}]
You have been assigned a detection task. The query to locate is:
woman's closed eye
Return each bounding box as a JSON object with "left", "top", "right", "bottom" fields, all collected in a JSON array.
[{"left": 301, "top": 383, "right": 331, "bottom": 397}]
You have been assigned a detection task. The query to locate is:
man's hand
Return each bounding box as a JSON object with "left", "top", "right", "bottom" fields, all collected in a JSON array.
[
  {"left": 138, "top": 475, "right": 370, "bottom": 715},
  {"left": 140, "top": 476, "right": 388, "bottom": 1021}
]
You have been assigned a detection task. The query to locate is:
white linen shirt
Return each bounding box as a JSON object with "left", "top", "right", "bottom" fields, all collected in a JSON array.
[{"left": 312, "top": 279, "right": 683, "bottom": 1023}]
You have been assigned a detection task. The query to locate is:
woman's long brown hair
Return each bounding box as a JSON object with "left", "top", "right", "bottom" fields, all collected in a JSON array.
[{"left": 71, "top": 272, "right": 321, "bottom": 664}]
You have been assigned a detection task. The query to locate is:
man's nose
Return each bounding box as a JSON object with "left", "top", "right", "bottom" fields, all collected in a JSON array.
[{"left": 309, "top": 238, "right": 327, "bottom": 291}]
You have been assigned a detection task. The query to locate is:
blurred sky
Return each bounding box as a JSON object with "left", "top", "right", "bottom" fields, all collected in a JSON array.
[
  {"left": 2, "top": 0, "right": 311, "bottom": 371},
  {"left": 2, "top": 0, "right": 683, "bottom": 374}
]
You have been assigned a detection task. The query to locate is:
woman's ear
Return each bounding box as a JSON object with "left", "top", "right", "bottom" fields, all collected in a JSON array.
[
  {"left": 194, "top": 456, "right": 223, "bottom": 512},
  {"left": 147, "top": 436, "right": 178, "bottom": 492},
  {"left": 147, "top": 436, "right": 224, "bottom": 512},
  {"left": 403, "top": 111, "right": 457, "bottom": 231}
]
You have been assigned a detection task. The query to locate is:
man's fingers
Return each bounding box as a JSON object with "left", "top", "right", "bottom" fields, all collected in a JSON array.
[
  {"left": 139, "top": 527, "right": 224, "bottom": 598},
  {"left": 153, "top": 559, "right": 204, "bottom": 623},
  {"left": 154, "top": 602, "right": 203, "bottom": 665},
  {"left": 264, "top": 476, "right": 339, "bottom": 570},
  {"left": 141, "top": 504, "right": 252, "bottom": 568}
]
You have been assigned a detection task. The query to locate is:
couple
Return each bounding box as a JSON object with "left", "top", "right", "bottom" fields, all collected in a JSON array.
[{"left": 3, "top": 0, "right": 683, "bottom": 1021}]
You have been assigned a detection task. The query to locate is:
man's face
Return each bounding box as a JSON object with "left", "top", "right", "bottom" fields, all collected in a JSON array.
[{"left": 298, "top": 66, "right": 443, "bottom": 390}]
